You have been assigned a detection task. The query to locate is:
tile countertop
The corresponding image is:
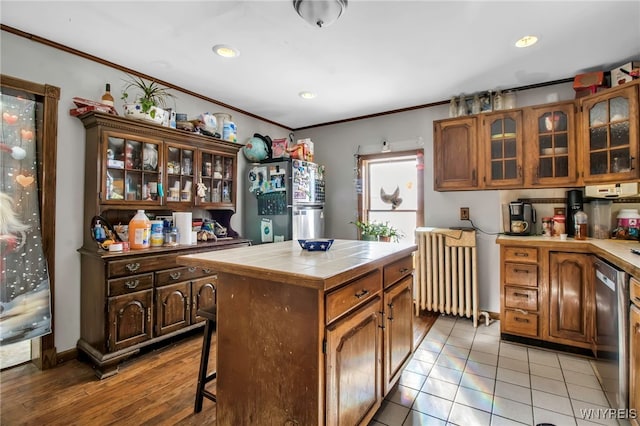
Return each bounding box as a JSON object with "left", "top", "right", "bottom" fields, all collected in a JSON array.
[
  {"left": 177, "top": 239, "right": 417, "bottom": 292},
  {"left": 496, "top": 235, "right": 640, "bottom": 278}
]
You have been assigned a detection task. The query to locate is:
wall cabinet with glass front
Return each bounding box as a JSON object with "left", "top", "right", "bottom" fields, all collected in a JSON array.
[
  {"left": 480, "top": 110, "right": 524, "bottom": 188},
  {"left": 79, "top": 111, "right": 241, "bottom": 217},
  {"left": 524, "top": 101, "right": 579, "bottom": 187},
  {"left": 196, "top": 148, "right": 235, "bottom": 208},
  {"left": 580, "top": 81, "right": 639, "bottom": 183}
]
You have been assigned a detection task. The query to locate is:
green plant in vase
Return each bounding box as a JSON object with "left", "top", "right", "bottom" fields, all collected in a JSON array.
[
  {"left": 352, "top": 220, "right": 403, "bottom": 242},
  {"left": 120, "top": 75, "right": 175, "bottom": 124}
]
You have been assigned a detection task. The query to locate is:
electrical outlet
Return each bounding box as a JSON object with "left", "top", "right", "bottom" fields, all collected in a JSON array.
[{"left": 460, "top": 207, "right": 470, "bottom": 220}]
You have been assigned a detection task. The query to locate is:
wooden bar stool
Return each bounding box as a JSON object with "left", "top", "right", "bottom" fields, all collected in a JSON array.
[{"left": 194, "top": 306, "right": 217, "bottom": 413}]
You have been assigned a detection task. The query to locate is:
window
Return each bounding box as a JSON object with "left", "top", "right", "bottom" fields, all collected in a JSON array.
[{"left": 357, "top": 150, "right": 424, "bottom": 242}]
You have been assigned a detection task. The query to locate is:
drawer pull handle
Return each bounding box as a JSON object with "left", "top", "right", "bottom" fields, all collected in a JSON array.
[
  {"left": 354, "top": 289, "right": 370, "bottom": 299},
  {"left": 513, "top": 292, "right": 529, "bottom": 298},
  {"left": 170, "top": 272, "right": 182, "bottom": 280},
  {"left": 125, "top": 262, "right": 141, "bottom": 272},
  {"left": 514, "top": 252, "right": 529, "bottom": 257},
  {"left": 514, "top": 309, "right": 528, "bottom": 315},
  {"left": 399, "top": 268, "right": 410, "bottom": 274},
  {"left": 125, "top": 279, "right": 139, "bottom": 289},
  {"left": 188, "top": 267, "right": 197, "bottom": 273},
  {"left": 514, "top": 317, "right": 530, "bottom": 323},
  {"left": 635, "top": 296, "right": 640, "bottom": 303},
  {"left": 513, "top": 269, "right": 529, "bottom": 274},
  {"left": 203, "top": 268, "right": 213, "bottom": 274}
]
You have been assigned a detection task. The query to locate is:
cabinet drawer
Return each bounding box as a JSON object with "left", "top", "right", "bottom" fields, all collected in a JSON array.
[
  {"left": 504, "top": 247, "right": 538, "bottom": 264},
  {"left": 631, "top": 276, "right": 640, "bottom": 307},
  {"left": 504, "top": 286, "right": 538, "bottom": 311},
  {"left": 383, "top": 256, "right": 413, "bottom": 289},
  {"left": 505, "top": 263, "right": 538, "bottom": 287},
  {"left": 108, "top": 254, "right": 179, "bottom": 278},
  {"left": 504, "top": 309, "right": 538, "bottom": 337},
  {"left": 156, "top": 266, "right": 217, "bottom": 286},
  {"left": 108, "top": 273, "right": 154, "bottom": 296},
  {"left": 326, "top": 270, "right": 381, "bottom": 324}
]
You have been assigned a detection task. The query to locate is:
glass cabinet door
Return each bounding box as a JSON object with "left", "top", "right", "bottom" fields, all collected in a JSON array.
[
  {"left": 582, "top": 85, "right": 639, "bottom": 182},
  {"left": 196, "top": 149, "right": 234, "bottom": 207},
  {"left": 103, "top": 133, "right": 162, "bottom": 205},
  {"left": 165, "top": 143, "right": 194, "bottom": 204},
  {"left": 527, "top": 102, "right": 577, "bottom": 186},
  {"left": 482, "top": 111, "right": 523, "bottom": 187}
]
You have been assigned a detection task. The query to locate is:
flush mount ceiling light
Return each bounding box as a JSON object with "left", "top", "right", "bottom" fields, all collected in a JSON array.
[
  {"left": 299, "top": 91, "right": 317, "bottom": 99},
  {"left": 212, "top": 44, "right": 240, "bottom": 58},
  {"left": 515, "top": 35, "right": 538, "bottom": 48},
  {"left": 293, "top": 0, "right": 348, "bottom": 28}
]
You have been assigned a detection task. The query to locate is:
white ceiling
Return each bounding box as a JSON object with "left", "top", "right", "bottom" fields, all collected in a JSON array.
[{"left": 2, "top": 1, "right": 640, "bottom": 129}]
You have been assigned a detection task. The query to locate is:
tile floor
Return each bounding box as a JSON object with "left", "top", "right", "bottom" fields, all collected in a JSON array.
[{"left": 370, "top": 315, "right": 624, "bottom": 426}]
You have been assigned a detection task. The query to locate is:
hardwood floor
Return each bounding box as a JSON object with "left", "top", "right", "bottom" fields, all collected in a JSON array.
[{"left": 0, "top": 312, "right": 437, "bottom": 425}]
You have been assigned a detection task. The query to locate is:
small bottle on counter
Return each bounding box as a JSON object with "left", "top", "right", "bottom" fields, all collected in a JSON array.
[
  {"left": 553, "top": 213, "right": 565, "bottom": 236},
  {"left": 101, "top": 83, "right": 114, "bottom": 107}
]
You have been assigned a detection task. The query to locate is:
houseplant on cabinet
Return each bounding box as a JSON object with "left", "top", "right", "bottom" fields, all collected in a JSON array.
[
  {"left": 120, "top": 75, "right": 175, "bottom": 124},
  {"left": 352, "top": 220, "right": 403, "bottom": 242}
]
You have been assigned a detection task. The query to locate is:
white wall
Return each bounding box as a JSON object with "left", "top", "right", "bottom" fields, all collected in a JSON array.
[
  {"left": 1, "top": 31, "right": 289, "bottom": 352},
  {"left": 296, "top": 83, "right": 578, "bottom": 314}
]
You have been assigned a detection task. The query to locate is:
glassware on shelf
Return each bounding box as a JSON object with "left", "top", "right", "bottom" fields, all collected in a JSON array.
[
  {"left": 457, "top": 95, "right": 467, "bottom": 117},
  {"left": 503, "top": 90, "right": 516, "bottom": 109},
  {"left": 449, "top": 97, "right": 458, "bottom": 118},
  {"left": 493, "top": 90, "right": 504, "bottom": 111},
  {"left": 471, "top": 94, "right": 481, "bottom": 115}
]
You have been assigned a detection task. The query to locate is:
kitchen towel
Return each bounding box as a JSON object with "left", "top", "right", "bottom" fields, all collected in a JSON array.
[{"left": 173, "top": 212, "right": 192, "bottom": 245}]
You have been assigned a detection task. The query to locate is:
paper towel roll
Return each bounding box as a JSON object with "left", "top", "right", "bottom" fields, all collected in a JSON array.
[{"left": 173, "top": 212, "right": 192, "bottom": 245}]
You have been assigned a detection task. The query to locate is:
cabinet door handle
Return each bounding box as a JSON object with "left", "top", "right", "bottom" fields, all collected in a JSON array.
[
  {"left": 169, "top": 271, "right": 182, "bottom": 280},
  {"left": 188, "top": 267, "right": 197, "bottom": 273},
  {"left": 147, "top": 308, "right": 151, "bottom": 323},
  {"left": 387, "top": 302, "right": 394, "bottom": 321},
  {"left": 630, "top": 156, "right": 636, "bottom": 171},
  {"left": 513, "top": 292, "right": 529, "bottom": 298},
  {"left": 125, "top": 279, "right": 139, "bottom": 289},
  {"left": 125, "top": 262, "right": 141, "bottom": 272},
  {"left": 354, "top": 289, "right": 370, "bottom": 299}
]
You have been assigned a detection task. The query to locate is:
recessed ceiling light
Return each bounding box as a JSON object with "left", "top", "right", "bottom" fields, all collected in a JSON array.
[
  {"left": 515, "top": 35, "right": 538, "bottom": 48},
  {"left": 299, "top": 91, "right": 316, "bottom": 99},
  {"left": 212, "top": 44, "right": 239, "bottom": 58}
]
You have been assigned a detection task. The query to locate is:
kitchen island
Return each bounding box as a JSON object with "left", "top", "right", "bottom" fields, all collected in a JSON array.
[{"left": 178, "top": 239, "right": 417, "bottom": 426}]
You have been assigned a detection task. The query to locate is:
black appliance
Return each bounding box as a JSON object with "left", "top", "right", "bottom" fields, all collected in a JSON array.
[
  {"left": 507, "top": 201, "right": 536, "bottom": 235},
  {"left": 566, "top": 189, "right": 584, "bottom": 237}
]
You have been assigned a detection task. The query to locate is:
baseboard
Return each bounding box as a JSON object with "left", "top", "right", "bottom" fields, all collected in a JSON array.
[{"left": 55, "top": 347, "right": 78, "bottom": 365}]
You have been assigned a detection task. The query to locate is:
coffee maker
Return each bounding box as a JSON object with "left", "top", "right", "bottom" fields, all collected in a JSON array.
[
  {"left": 566, "top": 189, "right": 584, "bottom": 237},
  {"left": 508, "top": 201, "right": 536, "bottom": 235}
]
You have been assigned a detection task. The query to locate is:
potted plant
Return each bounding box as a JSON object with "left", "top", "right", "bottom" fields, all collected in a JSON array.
[
  {"left": 352, "top": 220, "right": 378, "bottom": 241},
  {"left": 377, "top": 221, "right": 403, "bottom": 242},
  {"left": 352, "top": 220, "right": 403, "bottom": 242},
  {"left": 120, "top": 75, "right": 175, "bottom": 124}
]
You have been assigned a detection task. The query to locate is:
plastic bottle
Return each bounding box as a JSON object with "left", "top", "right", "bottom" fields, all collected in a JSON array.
[
  {"left": 574, "top": 210, "right": 588, "bottom": 240},
  {"left": 128, "top": 210, "right": 151, "bottom": 249}
]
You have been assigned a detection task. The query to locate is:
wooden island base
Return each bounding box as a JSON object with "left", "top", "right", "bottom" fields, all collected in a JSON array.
[{"left": 178, "top": 239, "right": 417, "bottom": 425}]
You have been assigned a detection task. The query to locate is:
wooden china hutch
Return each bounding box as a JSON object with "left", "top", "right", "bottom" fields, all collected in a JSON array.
[{"left": 76, "top": 111, "right": 249, "bottom": 378}]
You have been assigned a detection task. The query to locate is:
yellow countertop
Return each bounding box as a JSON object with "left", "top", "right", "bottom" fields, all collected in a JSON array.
[
  {"left": 496, "top": 235, "right": 640, "bottom": 277},
  {"left": 178, "top": 239, "right": 417, "bottom": 292}
]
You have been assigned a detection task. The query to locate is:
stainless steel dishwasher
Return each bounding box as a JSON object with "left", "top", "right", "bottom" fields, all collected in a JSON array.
[{"left": 591, "top": 258, "right": 629, "bottom": 411}]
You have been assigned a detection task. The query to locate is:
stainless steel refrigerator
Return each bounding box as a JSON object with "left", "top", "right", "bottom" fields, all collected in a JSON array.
[{"left": 244, "top": 158, "right": 325, "bottom": 244}]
